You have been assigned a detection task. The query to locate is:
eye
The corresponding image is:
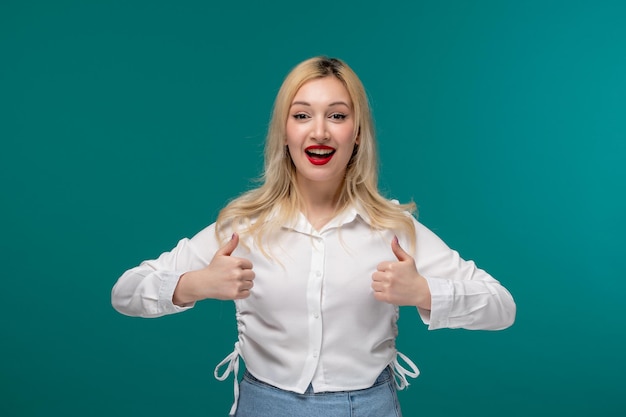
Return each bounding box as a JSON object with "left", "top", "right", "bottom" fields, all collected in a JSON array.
[
  {"left": 330, "top": 113, "right": 347, "bottom": 120},
  {"left": 292, "top": 113, "right": 309, "bottom": 120}
]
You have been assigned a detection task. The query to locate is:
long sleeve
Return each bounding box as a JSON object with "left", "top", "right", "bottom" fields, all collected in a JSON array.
[
  {"left": 412, "top": 220, "right": 516, "bottom": 330},
  {"left": 111, "top": 224, "right": 218, "bottom": 317}
]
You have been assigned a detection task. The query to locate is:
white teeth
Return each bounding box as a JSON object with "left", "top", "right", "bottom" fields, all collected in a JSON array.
[{"left": 307, "top": 149, "right": 334, "bottom": 155}]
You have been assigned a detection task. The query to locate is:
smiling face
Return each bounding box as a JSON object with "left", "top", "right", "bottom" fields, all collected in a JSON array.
[{"left": 285, "top": 76, "right": 359, "bottom": 193}]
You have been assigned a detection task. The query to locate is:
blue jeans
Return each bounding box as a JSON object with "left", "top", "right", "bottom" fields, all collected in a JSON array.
[{"left": 234, "top": 367, "right": 403, "bottom": 417}]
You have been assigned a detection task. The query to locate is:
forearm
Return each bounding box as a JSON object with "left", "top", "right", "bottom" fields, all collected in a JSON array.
[
  {"left": 111, "top": 266, "right": 193, "bottom": 317},
  {"left": 412, "top": 220, "right": 516, "bottom": 330},
  {"left": 420, "top": 276, "right": 516, "bottom": 330}
]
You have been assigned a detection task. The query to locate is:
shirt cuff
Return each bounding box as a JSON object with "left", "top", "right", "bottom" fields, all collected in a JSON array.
[
  {"left": 418, "top": 276, "right": 454, "bottom": 330},
  {"left": 157, "top": 270, "right": 196, "bottom": 314}
]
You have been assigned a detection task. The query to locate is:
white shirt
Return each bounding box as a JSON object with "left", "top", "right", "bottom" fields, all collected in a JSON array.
[{"left": 111, "top": 205, "right": 516, "bottom": 414}]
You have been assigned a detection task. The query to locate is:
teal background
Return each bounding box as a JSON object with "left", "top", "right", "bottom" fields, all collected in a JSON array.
[{"left": 2, "top": 1, "right": 625, "bottom": 416}]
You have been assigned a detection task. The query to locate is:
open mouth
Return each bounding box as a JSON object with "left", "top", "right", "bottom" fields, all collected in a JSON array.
[{"left": 305, "top": 146, "right": 336, "bottom": 165}]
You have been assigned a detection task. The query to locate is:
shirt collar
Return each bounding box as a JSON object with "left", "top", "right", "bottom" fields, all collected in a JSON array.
[{"left": 283, "top": 203, "right": 372, "bottom": 236}]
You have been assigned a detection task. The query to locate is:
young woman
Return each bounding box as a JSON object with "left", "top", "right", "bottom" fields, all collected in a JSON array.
[{"left": 111, "top": 56, "right": 516, "bottom": 417}]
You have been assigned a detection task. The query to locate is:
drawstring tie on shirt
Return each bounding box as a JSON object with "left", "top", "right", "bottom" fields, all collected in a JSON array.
[
  {"left": 214, "top": 342, "right": 242, "bottom": 416},
  {"left": 215, "top": 345, "right": 420, "bottom": 416},
  {"left": 392, "top": 351, "right": 420, "bottom": 389}
]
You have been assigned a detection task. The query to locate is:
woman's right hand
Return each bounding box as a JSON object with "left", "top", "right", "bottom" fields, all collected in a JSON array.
[{"left": 172, "top": 233, "right": 255, "bottom": 306}]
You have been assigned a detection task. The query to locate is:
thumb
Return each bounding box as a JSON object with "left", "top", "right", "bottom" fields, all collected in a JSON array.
[
  {"left": 391, "top": 235, "right": 410, "bottom": 262},
  {"left": 216, "top": 233, "right": 239, "bottom": 256}
]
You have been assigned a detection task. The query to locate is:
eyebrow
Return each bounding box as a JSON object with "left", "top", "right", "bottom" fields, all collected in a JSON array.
[{"left": 290, "top": 101, "right": 351, "bottom": 108}]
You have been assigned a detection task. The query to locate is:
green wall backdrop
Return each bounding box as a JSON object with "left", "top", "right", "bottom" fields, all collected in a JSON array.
[{"left": 2, "top": 1, "right": 625, "bottom": 416}]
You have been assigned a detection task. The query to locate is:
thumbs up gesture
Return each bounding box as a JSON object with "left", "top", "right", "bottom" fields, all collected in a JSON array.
[
  {"left": 173, "top": 233, "right": 255, "bottom": 305},
  {"left": 371, "top": 236, "right": 431, "bottom": 309}
]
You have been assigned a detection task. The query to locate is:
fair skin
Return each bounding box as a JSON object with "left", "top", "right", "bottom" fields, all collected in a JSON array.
[
  {"left": 285, "top": 76, "right": 359, "bottom": 229},
  {"left": 172, "top": 76, "right": 431, "bottom": 310}
]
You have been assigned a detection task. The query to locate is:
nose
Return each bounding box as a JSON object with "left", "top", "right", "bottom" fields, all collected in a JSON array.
[{"left": 311, "top": 117, "right": 329, "bottom": 142}]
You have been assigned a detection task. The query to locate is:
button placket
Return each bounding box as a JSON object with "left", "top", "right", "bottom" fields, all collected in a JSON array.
[{"left": 306, "top": 236, "right": 324, "bottom": 364}]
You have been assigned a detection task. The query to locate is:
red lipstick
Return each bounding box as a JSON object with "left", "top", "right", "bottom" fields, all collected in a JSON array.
[{"left": 305, "top": 145, "right": 336, "bottom": 165}]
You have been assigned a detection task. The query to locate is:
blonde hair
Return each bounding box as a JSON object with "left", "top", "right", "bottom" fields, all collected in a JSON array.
[{"left": 216, "top": 56, "right": 416, "bottom": 252}]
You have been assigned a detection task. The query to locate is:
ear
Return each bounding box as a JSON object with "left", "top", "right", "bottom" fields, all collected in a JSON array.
[{"left": 355, "top": 127, "right": 361, "bottom": 145}]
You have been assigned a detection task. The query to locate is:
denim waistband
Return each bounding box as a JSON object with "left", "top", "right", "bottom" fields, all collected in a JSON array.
[{"left": 243, "top": 366, "right": 394, "bottom": 395}]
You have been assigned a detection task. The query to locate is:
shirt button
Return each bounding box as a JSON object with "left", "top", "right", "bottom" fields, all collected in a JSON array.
[
  {"left": 315, "top": 271, "right": 322, "bottom": 277},
  {"left": 314, "top": 313, "right": 319, "bottom": 319},
  {"left": 313, "top": 351, "right": 319, "bottom": 358}
]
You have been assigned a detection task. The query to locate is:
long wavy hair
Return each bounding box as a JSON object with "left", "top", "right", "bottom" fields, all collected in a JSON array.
[{"left": 216, "top": 56, "right": 416, "bottom": 253}]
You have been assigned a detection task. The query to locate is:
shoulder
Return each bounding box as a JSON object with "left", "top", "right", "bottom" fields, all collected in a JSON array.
[{"left": 188, "top": 222, "right": 221, "bottom": 251}]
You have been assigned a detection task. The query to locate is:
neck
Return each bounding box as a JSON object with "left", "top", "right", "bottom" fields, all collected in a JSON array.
[{"left": 294, "top": 176, "right": 344, "bottom": 229}]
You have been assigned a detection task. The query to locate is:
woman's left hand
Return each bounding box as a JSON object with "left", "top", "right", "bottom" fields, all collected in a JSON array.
[{"left": 371, "top": 236, "right": 432, "bottom": 310}]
